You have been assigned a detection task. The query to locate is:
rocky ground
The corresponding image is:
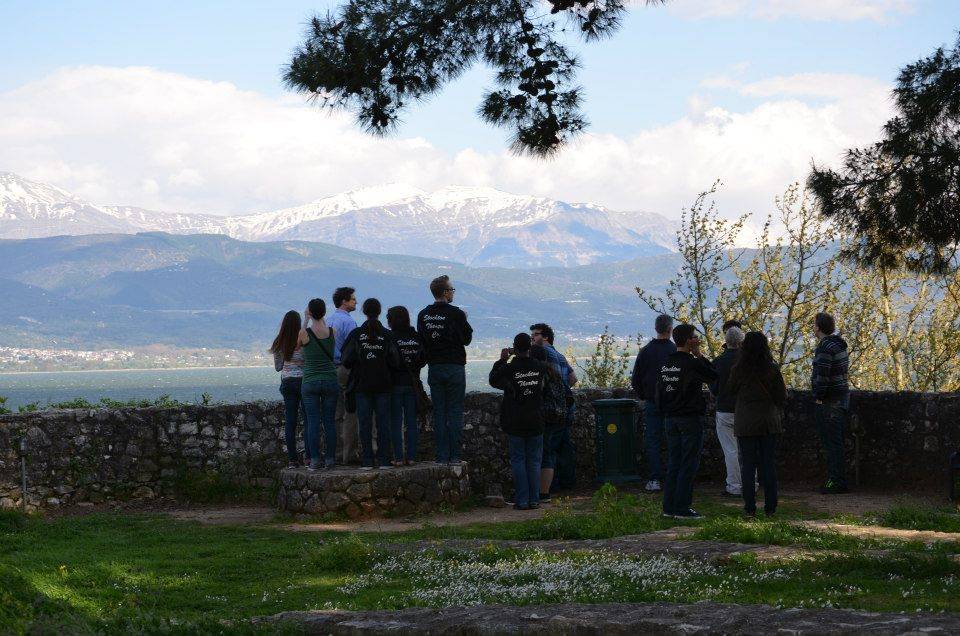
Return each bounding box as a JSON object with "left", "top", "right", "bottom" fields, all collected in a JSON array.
[{"left": 255, "top": 602, "right": 960, "bottom": 634}]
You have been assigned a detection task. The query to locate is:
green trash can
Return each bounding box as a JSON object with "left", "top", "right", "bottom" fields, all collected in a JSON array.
[{"left": 592, "top": 398, "right": 641, "bottom": 484}]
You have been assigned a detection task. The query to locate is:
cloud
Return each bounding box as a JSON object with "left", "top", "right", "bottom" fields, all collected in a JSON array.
[
  {"left": 668, "top": 0, "right": 916, "bottom": 22},
  {"left": 0, "top": 66, "right": 893, "bottom": 227}
]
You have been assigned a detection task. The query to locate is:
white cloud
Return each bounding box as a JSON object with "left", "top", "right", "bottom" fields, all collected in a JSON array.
[
  {"left": 0, "top": 65, "right": 893, "bottom": 226},
  {"left": 668, "top": 0, "right": 916, "bottom": 22}
]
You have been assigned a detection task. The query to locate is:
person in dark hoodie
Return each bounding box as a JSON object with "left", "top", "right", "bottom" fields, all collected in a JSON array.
[
  {"left": 811, "top": 312, "right": 850, "bottom": 494},
  {"left": 728, "top": 331, "right": 786, "bottom": 518},
  {"left": 711, "top": 325, "right": 745, "bottom": 497},
  {"left": 490, "top": 333, "right": 547, "bottom": 511},
  {"left": 417, "top": 275, "right": 473, "bottom": 464},
  {"left": 387, "top": 305, "right": 426, "bottom": 466},
  {"left": 657, "top": 323, "right": 718, "bottom": 519},
  {"left": 342, "top": 298, "right": 402, "bottom": 470},
  {"left": 631, "top": 314, "right": 677, "bottom": 493}
]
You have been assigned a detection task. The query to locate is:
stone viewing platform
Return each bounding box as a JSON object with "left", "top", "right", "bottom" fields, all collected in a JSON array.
[{"left": 276, "top": 462, "right": 471, "bottom": 518}]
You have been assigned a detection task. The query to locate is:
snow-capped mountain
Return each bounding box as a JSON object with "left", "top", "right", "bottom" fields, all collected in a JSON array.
[{"left": 0, "top": 172, "right": 676, "bottom": 267}]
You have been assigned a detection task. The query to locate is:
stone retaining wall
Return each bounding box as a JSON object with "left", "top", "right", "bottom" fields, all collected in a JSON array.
[
  {"left": 276, "top": 463, "right": 471, "bottom": 518},
  {"left": 1, "top": 389, "right": 957, "bottom": 510}
]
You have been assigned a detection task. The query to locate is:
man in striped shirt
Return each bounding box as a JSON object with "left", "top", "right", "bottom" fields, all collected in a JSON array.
[{"left": 811, "top": 312, "right": 850, "bottom": 494}]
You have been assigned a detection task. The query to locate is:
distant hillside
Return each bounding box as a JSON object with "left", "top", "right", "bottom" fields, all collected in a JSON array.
[
  {"left": 0, "top": 172, "right": 675, "bottom": 268},
  {"left": 0, "top": 232, "right": 681, "bottom": 350}
]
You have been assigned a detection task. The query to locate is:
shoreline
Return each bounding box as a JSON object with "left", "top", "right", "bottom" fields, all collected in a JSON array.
[{"left": 0, "top": 360, "right": 504, "bottom": 375}]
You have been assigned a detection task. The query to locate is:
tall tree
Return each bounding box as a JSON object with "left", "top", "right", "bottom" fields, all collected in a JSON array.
[
  {"left": 284, "top": 1, "right": 667, "bottom": 157},
  {"left": 808, "top": 35, "right": 960, "bottom": 273}
]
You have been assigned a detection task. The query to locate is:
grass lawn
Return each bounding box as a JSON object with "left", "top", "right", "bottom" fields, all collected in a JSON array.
[{"left": 2, "top": 487, "right": 960, "bottom": 634}]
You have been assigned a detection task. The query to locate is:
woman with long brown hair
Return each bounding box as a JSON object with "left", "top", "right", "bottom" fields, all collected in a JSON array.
[
  {"left": 270, "top": 310, "right": 307, "bottom": 468},
  {"left": 727, "top": 331, "right": 787, "bottom": 518}
]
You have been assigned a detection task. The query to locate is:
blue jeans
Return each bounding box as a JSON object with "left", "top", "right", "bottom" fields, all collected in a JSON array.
[
  {"left": 390, "top": 384, "right": 418, "bottom": 462},
  {"left": 279, "top": 377, "right": 307, "bottom": 462},
  {"left": 643, "top": 401, "right": 666, "bottom": 481},
  {"left": 738, "top": 434, "right": 778, "bottom": 514},
  {"left": 428, "top": 364, "right": 466, "bottom": 463},
  {"left": 301, "top": 376, "right": 339, "bottom": 466},
  {"left": 815, "top": 400, "right": 848, "bottom": 488},
  {"left": 508, "top": 434, "right": 543, "bottom": 507},
  {"left": 663, "top": 415, "right": 704, "bottom": 515},
  {"left": 541, "top": 426, "right": 567, "bottom": 470},
  {"left": 357, "top": 391, "right": 391, "bottom": 467}
]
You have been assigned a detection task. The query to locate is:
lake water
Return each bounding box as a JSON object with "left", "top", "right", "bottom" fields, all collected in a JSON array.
[{"left": 0, "top": 362, "right": 501, "bottom": 410}]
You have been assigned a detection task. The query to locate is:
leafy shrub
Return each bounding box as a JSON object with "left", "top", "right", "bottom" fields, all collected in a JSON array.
[
  {"left": 307, "top": 536, "right": 378, "bottom": 573},
  {"left": 171, "top": 470, "right": 267, "bottom": 505},
  {"left": 869, "top": 505, "right": 960, "bottom": 533},
  {"left": 0, "top": 508, "right": 30, "bottom": 533}
]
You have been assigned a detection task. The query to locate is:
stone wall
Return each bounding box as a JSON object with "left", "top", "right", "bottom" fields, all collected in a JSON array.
[
  {"left": 1, "top": 390, "right": 958, "bottom": 509},
  {"left": 277, "top": 463, "right": 471, "bottom": 518}
]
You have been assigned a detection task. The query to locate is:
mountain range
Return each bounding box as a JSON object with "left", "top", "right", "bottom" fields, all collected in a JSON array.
[
  {"left": 0, "top": 172, "right": 675, "bottom": 268},
  {"left": 0, "top": 232, "right": 679, "bottom": 350}
]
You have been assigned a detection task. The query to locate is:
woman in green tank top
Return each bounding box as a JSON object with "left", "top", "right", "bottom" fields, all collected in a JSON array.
[{"left": 299, "top": 298, "right": 340, "bottom": 470}]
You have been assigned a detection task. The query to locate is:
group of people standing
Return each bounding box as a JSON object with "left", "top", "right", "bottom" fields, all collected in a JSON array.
[
  {"left": 633, "top": 312, "right": 850, "bottom": 519},
  {"left": 269, "top": 275, "right": 472, "bottom": 471}
]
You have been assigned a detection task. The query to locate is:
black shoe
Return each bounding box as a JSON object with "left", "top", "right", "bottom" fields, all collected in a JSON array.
[
  {"left": 744, "top": 510, "right": 757, "bottom": 520},
  {"left": 672, "top": 508, "right": 704, "bottom": 520},
  {"left": 819, "top": 482, "right": 850, "bottom": 495},
  {"left": 529, "top": 503, "right": 540, "bottom": 509},
  {"left": 764, "top": 510, "right": 776, "bottom": 518},
  {"left": 540, "top": 493, "right": 552, "bottom": 503},
  {"left": 514, "top": 503, "right": 531, "bottom": 511},
  {"left": 719, "top": 490, "right": 740, "bottom": 498}
]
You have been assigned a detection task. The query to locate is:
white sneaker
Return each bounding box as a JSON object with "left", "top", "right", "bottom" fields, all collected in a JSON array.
[{"left": 645, "top": 480, "right": 662, "bottom": 492}]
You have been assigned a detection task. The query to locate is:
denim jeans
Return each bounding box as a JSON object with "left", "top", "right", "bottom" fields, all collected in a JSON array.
[
  {"left": 738, "top": 434, "right": 778, "bottom": 514},
  {"left": 663, "top": 415, "right": 705, "bottom": 515},
  {"left": 357, "top": 391, "right": 391, "bottom": 467},
  {"left": 390, "top": 384, "right": 418, "bottom": 462},
  {"left": 508, "top": 434, "right": 543, "bottom": 507},
  {"left": 428, "top": 363, "right": 466, "bottom": 463},
  {"left": 279, "top": 377, "right": 307, "bottom": 462},
  {"left": 301, "top": 376, "right": 339, "bottom": 466},
  {"left": 643, "top": 401, "right": 666, "bottom": 481},
  {"left": 815, "top": 400, "right": 848, "bottom": 488}
]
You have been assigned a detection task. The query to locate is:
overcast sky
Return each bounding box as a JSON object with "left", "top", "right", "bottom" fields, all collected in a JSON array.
[{"left": 1, "top": 0, "right": 958, "bottom": 220}]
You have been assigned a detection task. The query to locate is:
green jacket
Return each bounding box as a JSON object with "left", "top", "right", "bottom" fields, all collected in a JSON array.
[{"left": 727, "top": 364, "right": 787, "bottom": 437}]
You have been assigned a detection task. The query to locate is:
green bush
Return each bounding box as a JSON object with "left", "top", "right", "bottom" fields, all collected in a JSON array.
[
  {"left": 171, "top": 470, "right": 267, "bottom": 505},
  {"left": 307, "top": 536, "right": 378, "bottom": 573},
  {"left": 869, "top": 505, "right": 960, "bottom": 533},
  {"left": 0, "top": 508, "right": 30, "bottom": 533}
]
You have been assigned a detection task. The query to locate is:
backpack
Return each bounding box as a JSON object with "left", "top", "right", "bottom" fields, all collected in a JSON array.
[{"left": 542, "top": 371, "right": 566, "bottom": 426}]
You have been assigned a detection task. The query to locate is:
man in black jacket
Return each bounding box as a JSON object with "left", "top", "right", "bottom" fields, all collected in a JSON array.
[
  {"left": 657, "top": 324, "right": 718, "bottom": 519},
  {"left": 631, "top": 314, "right": 676, "bottom": 493},
  {"left": 417, "top": 275, "right": 474, "bottom": 464},
  {"left": 490, "top": 333, "right": 547, "bottom": 510}
]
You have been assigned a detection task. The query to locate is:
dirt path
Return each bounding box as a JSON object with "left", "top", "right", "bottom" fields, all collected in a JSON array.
[
  {"left": 800, "top": 520, "right": 960, "bottom": 544},
  {"left": 385, "top": 527, "right": 824, "bottom": 563},
  {"left": 165, "top": 494, "right": 596, "bottom": 533}
]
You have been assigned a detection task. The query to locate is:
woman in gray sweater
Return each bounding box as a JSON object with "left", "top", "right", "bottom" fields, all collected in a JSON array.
[{"left": 727, "top": 331, "right": 787, "bottom": 518}]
